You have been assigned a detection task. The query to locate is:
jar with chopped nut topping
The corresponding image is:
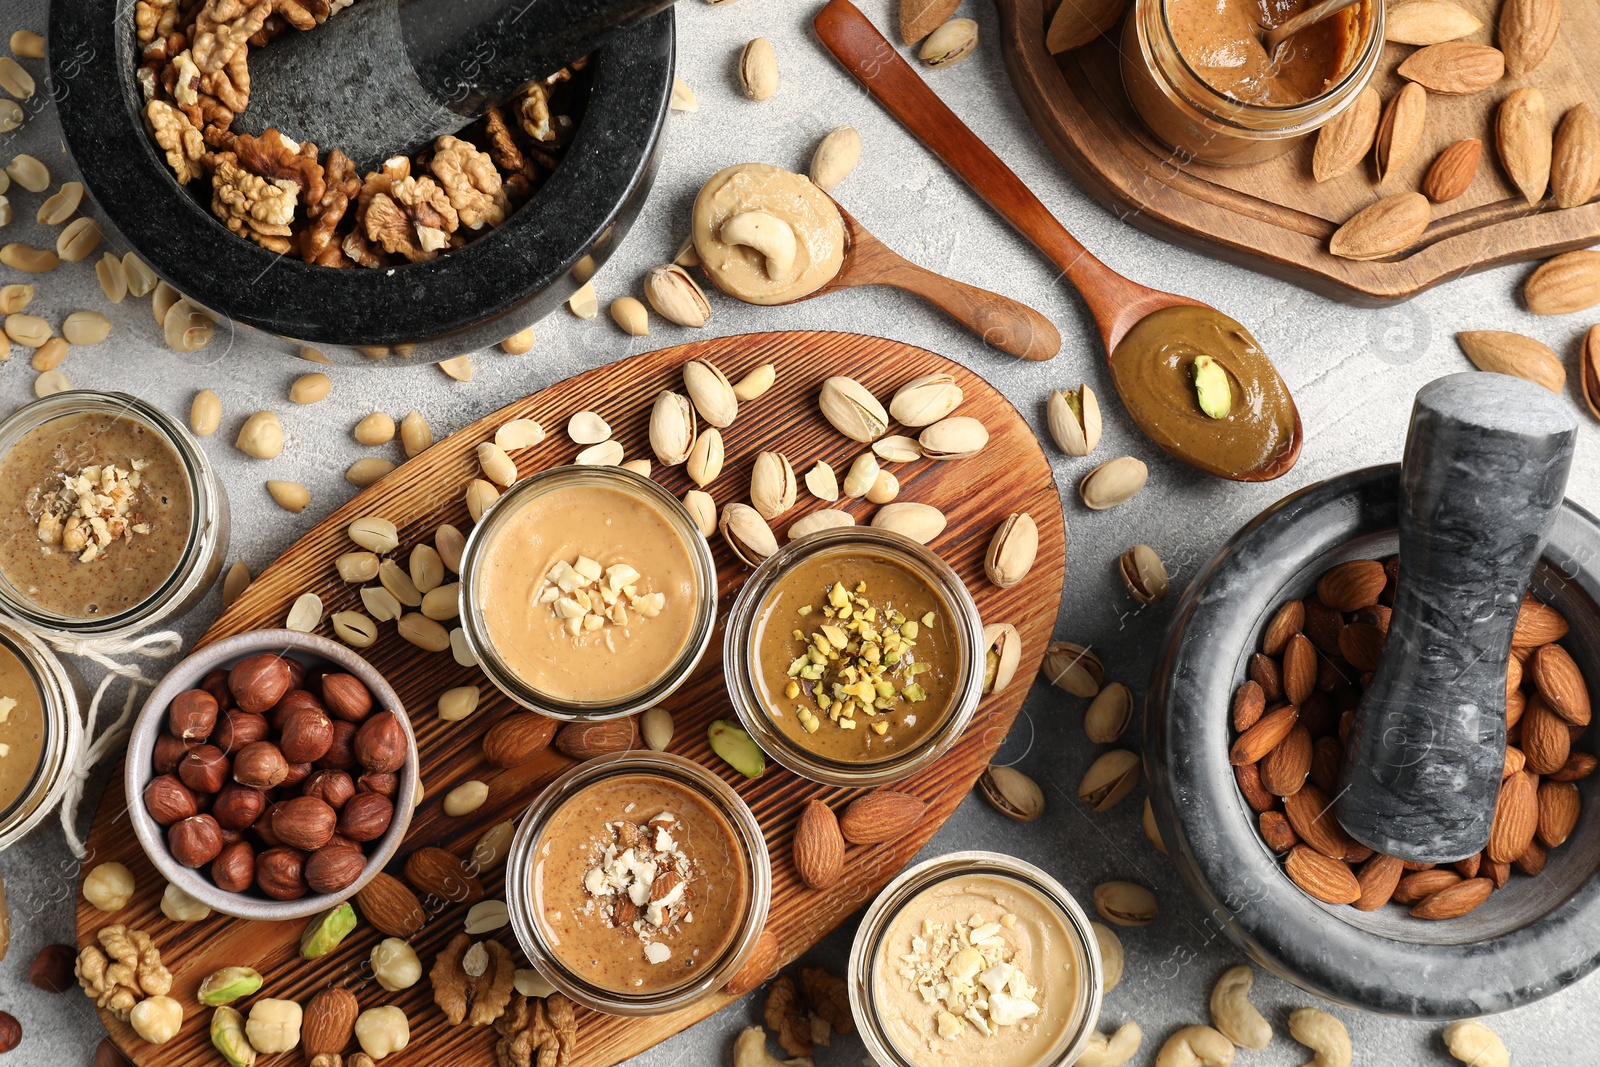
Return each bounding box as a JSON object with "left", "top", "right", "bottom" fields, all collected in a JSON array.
[{"left": 0, "top": 392, "right": 228, "bottom": 635}]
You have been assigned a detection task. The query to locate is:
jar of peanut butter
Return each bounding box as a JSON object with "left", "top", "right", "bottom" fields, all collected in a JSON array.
[{"left": 1121, "top": 0, "right": 1383, "bottom": 166}]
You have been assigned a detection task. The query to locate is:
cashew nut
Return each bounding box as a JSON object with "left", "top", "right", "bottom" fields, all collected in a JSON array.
[
  {"left": 720, "top": 210, "right": 797, "bottom": 283},
  {"left": 1289, "top": 1007, "right": 1352, "bottom": 1067},
  {"left": 1210, "top": 965, "right": 1272, "bottom": 1051},
  {"left": 1155, "top": 1025, "right": 1235, "bottom": 1067},
  {"left": 1077, "top": 1021, "right": 1143, "bottom": 1067},
  {"left": 732, "top": 1026, "right": 813, "bottom": 1067},
  {"left": 1442, "top": 1020, "right": 1509, "bottom": 1067}
]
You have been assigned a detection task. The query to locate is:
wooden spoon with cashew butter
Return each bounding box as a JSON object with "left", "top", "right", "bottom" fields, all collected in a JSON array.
[{"left": 814, "top": 0, "right": 1304, "bottom": 482}]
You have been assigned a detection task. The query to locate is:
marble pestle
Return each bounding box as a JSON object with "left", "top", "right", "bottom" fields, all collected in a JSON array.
[{"left": 1335, "top": 372, "right": 1577, "bottom": 863}]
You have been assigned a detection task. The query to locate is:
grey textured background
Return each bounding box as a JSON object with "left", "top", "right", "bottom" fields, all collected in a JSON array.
[{"left": 1, "top": 0, "right": 1598, "bottom": 1063}]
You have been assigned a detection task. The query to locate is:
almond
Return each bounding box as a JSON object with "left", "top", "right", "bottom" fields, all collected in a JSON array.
[
  {"left": 1353, "top": 853, "right": 1404, "bottom": 911},
  {"left": 354, "top": 871, "right": 426, "bottom": 938},
  {"left": 899, "top": 0, "right": 959, "bottom": 43},
  {"left": 553, "top": 718, "right": 637, "bottom": 760},
  {"left": 1232, "top": 680, "right": 1266, "bottom": 732},
  {"left": 1513, "top": 837, "right": 1547, "bottom": 875},
  {"left": 1282, "top": 633, "right": 1317, "bottom": 706},
  {"left": 839, "top": 790, "right": 927, "bottom": 844},
  {"left": 1497, "top": 87, "right": 1553, "bottom": 205},
  {"left": 1317, "top": 560, "right": 1387, "bottom": 611},
  {"left": 1310, "top": 736, "right": 1344, "bottom": 793},
  {"left": 1423, "top": 138, "right": 1483, "bottom": 202},
  {"left": 1586, "top": 325, "right": 1600, "bottom": 421},
  {"left": 1522, "top": 695, "right": 1571, "bottom": 774},
  {"left": 303, "top": 987, "right": 359, "bottom": 1058},
  {"left": 1338, "top": 622, "right": 1386, "bottom": 672},
  {"left": 1531, "top": 643, "right": 1591, "bottom": 724},
  {"left": 1284, "top": 845, "right": 1360, "bottom": 904},
  {"left": 1375, "top": 83, "right": 1428, "bottom": 182},
  {"left": 1504, "top": 745, "right": 1527, "bottom": 777},
  {"left": 1486, "top": 770, "right": 1539, "bottom": 862},
  {"left": 1524, "top": 250, "right": 1600, "bottom": 315},
  {"left": 1507, "top": 688, "right": 1527, "bottom": 728},
  {"left": 1261, "top": 599, "right": 1304, "bottom": 656},
  {"left": 1456, "top": 330, "right": 1565, "bottom": 393},
  {"left": 723, "top": 929, "right": 780, "bottom": 995},
  {"left": 1386, "top": 0, "right": 1483, "bottom": 44},
  {"left": 1514, "top": 597, "right": 1570, "bottom": 647},
  {"left": 1046, "top": 0, "right": 1127, "bottom": 53},
  {"left": 1259, "top": 810, "right": 1299, "bottom": 851},
  {"left": 1235, "top": 763, "right": 1276, "bottom": 813},
  {"left": 1283, "top": 783, "right": 1355, "bottom": 859},
  {"left": 1537, "top": 779, "right": 1581, "bottom": 847},
  {"left": 1412, "top": 877, "right": 1494, "bottom": 919},
  {"left": 481, "top": 713, "right": 558, "bottom": 768},
  {"left": 1498, "top": 0, "right": 1560, "bottom": 79},
  {"left": 1454, "top": 852, "right": 1482, "bottom": 879},
  {"left": 1484, "top": 856, "right": 1511, "bottom": 887},
  {"left": 1230, "top": 705, "right": 1298, "bottom": 766},
  {"left": 1260, "top": 724, "right": 1313, "bottom": 796},
  {"left": 1553, "top": 104, "right": 1600, "bottom": 209},
  {"left": 1303, "top": 598, "right": 1345, "bottom": 654},
  {"left": 1394, "top": 868, "right": 1462, "bottom": 904},
  {"left": 1249, "top": 653, "right": 1284, "bottom": 702},
  {"left": 1328, "top": 192, "right": 1431, "bottom": 260},
  {"left": 1313, "top": 87, "right": 1381, "bottom": 182},
  {"left": 793, "top": 799, "right": 844, "bottom": 889},
  {"left": 1398, "top": 43, "right": 1505, "bottom": 94},
  {"left": 1552, "top": 751, "right": 1599, "bottom": 782},
  {"left": 404, "top": 846, "right": 485, "bottom": 905}
]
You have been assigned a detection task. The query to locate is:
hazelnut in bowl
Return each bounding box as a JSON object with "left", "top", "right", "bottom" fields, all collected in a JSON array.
[{"left": 127, "top": 629, "right": 418, "bottom": 921}]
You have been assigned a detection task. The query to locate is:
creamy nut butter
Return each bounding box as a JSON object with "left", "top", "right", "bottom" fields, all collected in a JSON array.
[
  {"left": 1167, "top": 0, "right": 1360, "bottom": 106},
  {"left": 692, "top": 163, "right": 846, "bottom": 305},
  {"left": 0, "top": 640, "right": 45, "bottom": 818}
]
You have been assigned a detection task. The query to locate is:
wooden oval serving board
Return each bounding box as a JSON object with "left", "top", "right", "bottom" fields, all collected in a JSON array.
[
  {"left": 996, "top": 0, "right": 1600, "bottom": 306},
  {"left": 78, "top": 331, "right": 1066, "bottom": 1067}
]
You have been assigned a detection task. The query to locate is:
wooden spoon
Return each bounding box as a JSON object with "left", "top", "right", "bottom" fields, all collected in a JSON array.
[{"left": 813, "top": 0, "right": 1304, "bottom": 481}]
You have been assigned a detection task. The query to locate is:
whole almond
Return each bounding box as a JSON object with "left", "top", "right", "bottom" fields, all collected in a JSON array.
[
  {"left": 899, "top": 0, "right": 959, "bottom": 43},
  {"left": 1329, "top": 193, "right": 1431, "bottom": 260},
  {"left": 1537, "top": 779, "right": 1581, "bottom": 847},
  {"left": 303, "top": 987, "right": 359, "bottom": 1058},
  {"left": 1236, "top": 763, "right": 1276, "bottom": 813},
  {"left": 1583, "top": 324, "right": 1600, "bottom": 421},
  {"left": 1394, "top": 868, "right": 1462, "bottom": 904},
  {"left": 554, "top": 718, "right": 636, "bottom": 760},
  {"left": 1250, "top": 654, "right": 1282, "bottom": 701},
  {"left": 1262, "top": 599, "right": 1304, "bottom": 656},
  {"left": 1282, "top": 633, "right": 1318, "bottom": 705},
  {"left": 1552, "top": 103, "right": 1600, "bottom": 209},
  {"left": 1313, "top": 87, "right": 1381, "bottom": 182},
  {"left": 1259, "top": 810, "right": 1299, "bottom": 851},
  {"left": 1353, "top": 853, "right": 1405, "bottom": 911},
  {"left": 1524, "top": 250, "right": 1600, "bottom": 315},
  {"left": 1456, "top": 330, "right": 1565, "bottom": 392},
  {"left": 1412, "top": 877, "right": 1494, "bottom": 919},
  {"left": 1385, "top": 0, "right": 1483, "bottom": 44},
  {"left": 1232, "top": 681, "right": 1266, "bottom": 732},
  {"left": 1486, "top": 770, "right": 1539, "bottom": 862},
  {"left": 1375, "top": 83, "right": 1428, "bottom": 183},
  {"left": 1498, "top": 0, "right": 1560, "bottom": 79},
  {"left": 482, "top": 713, "right": 559, "bottom": 767},
  {"left": 1283, "top": 783, "right": 1356, "bottom": 860},
  {"left": 723, "top": 930, "right": 780, "bottom": 996},
  {"left": 1317, "top": 560, "right": 1387, "bottom": 611},
  {"left": 1521, "top": 695, "right": 1570, "bottom": 774},
  {"left": 793, "top": 800, "right": 844, "bottom": 888},
  {"left": 1397, "top": 43, "right": 1505, "bottom": 94},
  {"left": 839, "top": 790, "right": 927, "bottom": 844},
  {"left": 1551, "top": 751, "right": 1598, "bottom": 782},
  {"left": 1230, "top": 705, "right": 1298, "bottom": 766},
  {"left": 354, "top": 871, "right": 426, "bottom": 937},
  {"left": 1514, "top": 596, "right": 1570, "bottom": 647},
  {"left": 404, "top": 847, "right": 485, "bottom": 904},
  {"left": 1497, "top": 87, "right": 1553, "bottom": 205},
  {"left": 1259, "top": 724, "right": 1313, "bottom": 796},
  {"left": 1311, "top": 736, "right": 1344, "bottom": 793},
  {"left": 1284, "top": 845, "right": 1360, "bottom": 904},
  {"left": 1045, "top": 0, "right": 1126, "bottom": 52},
  {"left": 1423, "top": 138, "right": 1483, "bottom": 202}
]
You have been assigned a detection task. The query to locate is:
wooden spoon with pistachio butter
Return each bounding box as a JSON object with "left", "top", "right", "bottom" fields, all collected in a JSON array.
[{"left": 814, "top": 0, "right": 1304, "bottom": 482}]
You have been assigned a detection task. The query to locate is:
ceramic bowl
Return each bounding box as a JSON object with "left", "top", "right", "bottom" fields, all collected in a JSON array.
[
  {"left": 126, "top": 630, "right": 418, "bottom": 921},
  {"left": 1147, "top": 465, "right": 1600, "bottom": 1017}
]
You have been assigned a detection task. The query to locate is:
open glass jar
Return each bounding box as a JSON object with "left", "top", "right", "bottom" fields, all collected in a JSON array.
[
  {"left": 0, "top": 617, "right": 82, "bottom": 852},
  {"left": 0, "top": 390, "right": 228, "bottom": 637},
  {"left": 505, "top": 751, "right": 773, "bottom": 1016},
  {"left": 850, "top": 852, "right": 1104, "bottom": 1067},
  {"left": 1121, "top": 0, "right": 1384, "bottom": 166},
  {"left": 723, "top": 527, "right": 984, "bottom": 788},
  {"left": 456, "top": 465, "right": 718, "bottom": 721}
]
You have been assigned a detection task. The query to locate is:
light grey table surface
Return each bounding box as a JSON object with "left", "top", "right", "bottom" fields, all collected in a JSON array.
[{"left": 0, "top": 0, "right": 1597, "bottom": 1064}]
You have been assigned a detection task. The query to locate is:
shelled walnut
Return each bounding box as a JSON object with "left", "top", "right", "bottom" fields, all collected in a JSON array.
[
  {"left": 493, "top": 993, "right": 576, "bottom": 1067},
  {"left": 430, "top": 934, "right": 515, "bottom": 1027},
  {"left": 75, "top": 925, "right": 172, "bottom": 1021}
]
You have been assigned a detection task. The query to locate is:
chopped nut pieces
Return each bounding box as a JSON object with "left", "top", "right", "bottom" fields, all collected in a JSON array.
[
  {"left": 540, "top": 555, "right": 666, "bottom": 639},
  {"left": 894, "top": 908, "right": 1042, "bottom": 1045},
  {"left": 578, "top": 809, "right": 697, "bottom": 965},
  {"left": 33, "top": 461, "right": 154, "bottom": 564}
]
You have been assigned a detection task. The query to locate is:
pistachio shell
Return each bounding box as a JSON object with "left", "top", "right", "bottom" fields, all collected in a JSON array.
[
  {"left": 920, "top": 16, "right": 978, "bottom": 66},
  {"left": 870, "top": 502, "right": 946, "bottom": 544},
  {"left": 750, "top": 451, "right": 797, "bottom": 520},
  {"left": 648, "top": 390, "right": 696, "bottom": 466},
  {"left": 683, "top": 359, "right": 738, "bottom": 427},
  {"left": 1047, "top": 384, "right": 1100, "bottom": 456},
  {"left": 1079, "top": 456, "right": 1147, "bottom": 510},
  {"left": 918, "top": 415, "right": 989, "bottom": 460},
  {"left": 810, "top": 125, "right": 862, "bottom": 192},
  {"left": 804, "top": 461, "right": 839, "bottom": 501},
  {"left": 888, "top": 372, "right": 963, "bottom": 427},
  {"left": 1042, "top": 641, "right": 1103, "bottom": 697},
  {"left": 683, "top": 490, "right": 717, "bottom": 537},
  {"left": 841, "top": 452, "right": 880, "bottom": 498},
  {"left": 984, "top": 512, "right": 1038, "bottom": 589},
  {"left": 819, "top": 375, "right": 888, "bottom": 442},
  {"left": 873, "top": 435, "right": 923, "bottom": 463},
  {"left": 979, "top": 764, "right": 1044, "bottom": 821},
  {"left": 788, "top": 509, "right": 857, "bottom": 540},
  {"left": 645, "top": 265, "right": 712, "bottom": 328},
  {"left": 720, "top": 502, "right": 778, "bottom": 565},
  {"left": 1085, "top": 682, "right": 1133, "bottom": 743},
  {"left": 1120, "top": 544, "right": 1170, "bottom": 603},
  {"left": 1079, "top": 749, "right": 1141, "bottom": 811},
  {"left": 687, "top": 428, "right": 724, "bottom": 486},
  {"left": 982, "top": 622, "right": 1021, "bottom": 694}
]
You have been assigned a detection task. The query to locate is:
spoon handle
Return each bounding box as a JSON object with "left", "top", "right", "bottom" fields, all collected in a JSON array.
[{"left": 1262, "top": 0, "right": 1363, "bottom": 53}]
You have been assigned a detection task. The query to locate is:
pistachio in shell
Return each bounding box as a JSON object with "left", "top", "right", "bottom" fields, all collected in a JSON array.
[
  {"left": 1079, "top": 457, "right": 1148, "bottom": 510},
  {"left": 1047, "top": 383, "right": 1101, "bottom": 456},
  {"left": 750, "top": 451, "right": 797, "bottom": 520},
  {"left": 1142, "top": 797, "right": 1168, "bottom": 855},
  {"left": 682, "top": 358, "right": 738, "bottom": 427},
  {"left": 1078, "top": 748, "right": 1141, "bottom": 811},
  {"left": 918, "top": 415, "right": 989, "bottom": 460},
  {"left": 985, "top": 512, "right": 1039, "bottom": 589},
  {"left": 978, "top": 763, "right": 1044, "bottom": 821},
  {"left": 819, "top": 375, "right": 888, "bottom": 442},
  {"left": 1120, "top": 544, "right": 1170, "bottom": 604},
  {"left": 683, "top": 490, "right": 717, "bottom": 537},
  {"left": 719, "top": 502, "right": 778, "bottom": 566},
  {"left": 687, "top": 428, "right": 724, "bottom": 486},
  {"left": 648, "top": 389, "right": 696, "bottom": 466},
  {"left": 1084, "top": 682, "right": 1133, "bottom": 743},
  {"left": 982, "top": 622, "right": 1021, "bottom": 694},
  {"left": 788, "top": 509, "right": 857, "bottom": 540},
  {"left": 888, "top": 372, "right": 963, "bottom": 427},
  {"left": 870, "top": 502, "right": 947, "bottom": 544},
  {"left": 1042, "top": 641, "right": 1104, "bottom": 697}
]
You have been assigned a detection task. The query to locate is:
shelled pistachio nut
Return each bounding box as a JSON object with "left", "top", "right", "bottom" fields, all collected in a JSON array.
[
  {"left": 683, "top": 358, "right": 738, "bottom": 427},
  {"left": 788, "top": 509, "right": 856, "bottom": 540},
  {"left": 1079, "top": 749, "right": 1141, "bottom": 811},
  {"left": 982, "top": 623, "right": 1021, "bottom": 695},
  {"left": 1085, "top": 682, "right": 1133, "bottom": 743},
  {"left": 1080, "top": 457, "right": 1148, "bottom": 510},
  {"left": 1048, "top": 384, "right": 1101, "bottom": 456},
  {"left": 804, "top": 461, "right": 838, "bottom": 501},
  {"left": 918, "top": 416, "right": 989, "bottom": 460},
  {"left": 687, "top": 428, "right": 724, "bottom": 486},
  {"left": 979, "top": 764, "right": 1044, "bottom": 821},
  {"left": 645, "top": 265, "right": 712, "bottom": 328},
  {"left": 870, "top": 502, "right": 946, "bottom": 544},
  {"left": 648, "top": 390, "right": 696, "bottom": 466},
  {"left": 750, "top": 451, "right": 797, "bottom": 520},
  {"left": 683, "top": 490, "right": 717, "bottom": 537},
  {"left": 819, "top": 375, "right": 888, "bottom": 442},
  {"left": 889, "top": 372, "right": 964, "bottom": 427},
  {"left": 1120, "top": 544, "right": 1169, "bottom": 603},
  {"left": 985, "top": 512, "right": 1038, "bottom": 589},
  {"left": 720, "top": 502, "right": 778, "bottom": 566},
  {"left": 873, "top": 435, "right": 922, "bottom": 463},
  {"left": 1042, "top": 641, "right": 1103, "bottom": 697},
  {"left": 841, "top": 452, "right": 879, "bottom": 499}
]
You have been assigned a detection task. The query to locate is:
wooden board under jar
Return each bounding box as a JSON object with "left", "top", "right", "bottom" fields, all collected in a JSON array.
[
  {"left": 77, "top": 330, "right": 1068, "bottom": 1067},
  {"left": 995, "top": 0, "right": 1600, "bottom": 305}
]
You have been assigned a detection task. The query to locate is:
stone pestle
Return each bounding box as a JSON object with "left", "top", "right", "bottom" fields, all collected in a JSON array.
[
  {"left": 1335, "top": 372, "right": 1577, "bottom": 863},
  {"left": 233, "top": 0, "right": 676, "bottom": 170}
]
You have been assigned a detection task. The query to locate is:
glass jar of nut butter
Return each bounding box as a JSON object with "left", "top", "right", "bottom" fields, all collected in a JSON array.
[
  {"left": 0, "top": 616, "right": 82, "bottom": 852},
  {"left": 1122, "top": 0, "right": 1383, "bottom": 166},
  {"left": 0, "top": 391, "right": 228, "bottom": 637}
]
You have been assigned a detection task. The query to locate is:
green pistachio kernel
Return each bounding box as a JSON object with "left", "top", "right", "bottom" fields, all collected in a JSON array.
[
  {"left": 299, "top": 902, "right": 358, "bottom": 959},
  {"left": 197, "top": 966, "right": 263, "bottom": 1007},
  {"left": 210, "top": 1007, "right": 257, "bottom": 1067},
  {"left": 709, "top": 719, "right": 766, "bottom": 777},
  {"left": 1193, "top": 355, "right": 1232, "bottom": 419}
]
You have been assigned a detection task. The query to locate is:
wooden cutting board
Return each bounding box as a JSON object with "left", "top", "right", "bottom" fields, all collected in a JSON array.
[
  {"left": 995, "top": 0, "right": 1600, "bottom": 306},
  {"left": 77, "top": 330, "right": 1066, "bottom": 1067}
]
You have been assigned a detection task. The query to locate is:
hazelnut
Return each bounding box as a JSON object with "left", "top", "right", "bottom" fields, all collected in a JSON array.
[
  {"left": 151, "top": 734, "right": 194, "bottom": 775},
  {"left": 305, "top": 841, "right": 367, "bottom": 894},
  {"left": 254, "top": 804, "right": 285, "bottom": 849},
  {"left": 321, "top": 673, "right": 374, "bottom": 722},
  {"left": 256, "top": 847, "right": 309, "bottom": 900},
  {"left": 279, "top": 705, "right": 334, "bottom": 763},
  {"left": 268, "top": 688, "right": 326, "bottom": 732},
  {"left": 337, "top": 791, "right": 394, "bottom": 842},
  {"left": 272, "top": 795, "right": 337, "bottom": 851},
  {"left": 199, "top": 667, "right": 236, "bottom": 711},
  {"left": 317, "top": 719, "right": 359, "bottom": 770},
  {"left": 228, "top": 653, "right": 292, "bottom": 713},
  {"left": 212, "top": 709, "right": 269, "bottom": 753},
  {"left": 212, "top": 782, "right": 267, "bottom": 830},
  {"left": 143, "top": 774, "right": 198, "bottom": 825},
  {"left": 284, "top": 656, "right": 308, "bottom": 690},
  {"left": 212, "top": 840, "right": 256, "bottom": 892},
  {"left": 29, "top": 944, "right": 77, "bottom": 993},
  {"left": 179, "top": 745, "right": 230, "bottom": 793},
  {"left": 357, "top": 772, "right": 398, "bottom": 797},
  {"left": 354, "top": 711, "right": 407, "bottom": 774},
  {"left": 301, "top": 769, "right": 355, "bottom": 811},
  {"left": 282, "top": 760, "right": 314, "bottom": 787},
  {"left": 167, "top": 689, "right": 218, "bottom": 741},
  {"left": 219, "top": 827, "right": 243, "bottom": 844},
  {"left": 0, "top": 1013, "right": 19, "bottom": 1055},
  {"left": 233, "top": 740, "right": 289, "bottom": 789},
  {"left": 168, "top": 813, "right": 224, "bottom": 867}
]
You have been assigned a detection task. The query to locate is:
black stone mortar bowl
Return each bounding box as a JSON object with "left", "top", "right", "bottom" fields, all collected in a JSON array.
[
  {"left": 48, "top": 2, "right": 673, "bottom": 363},
  {"left": 1146, "top": 464, "right": 1600, "bottom": 1018}
]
